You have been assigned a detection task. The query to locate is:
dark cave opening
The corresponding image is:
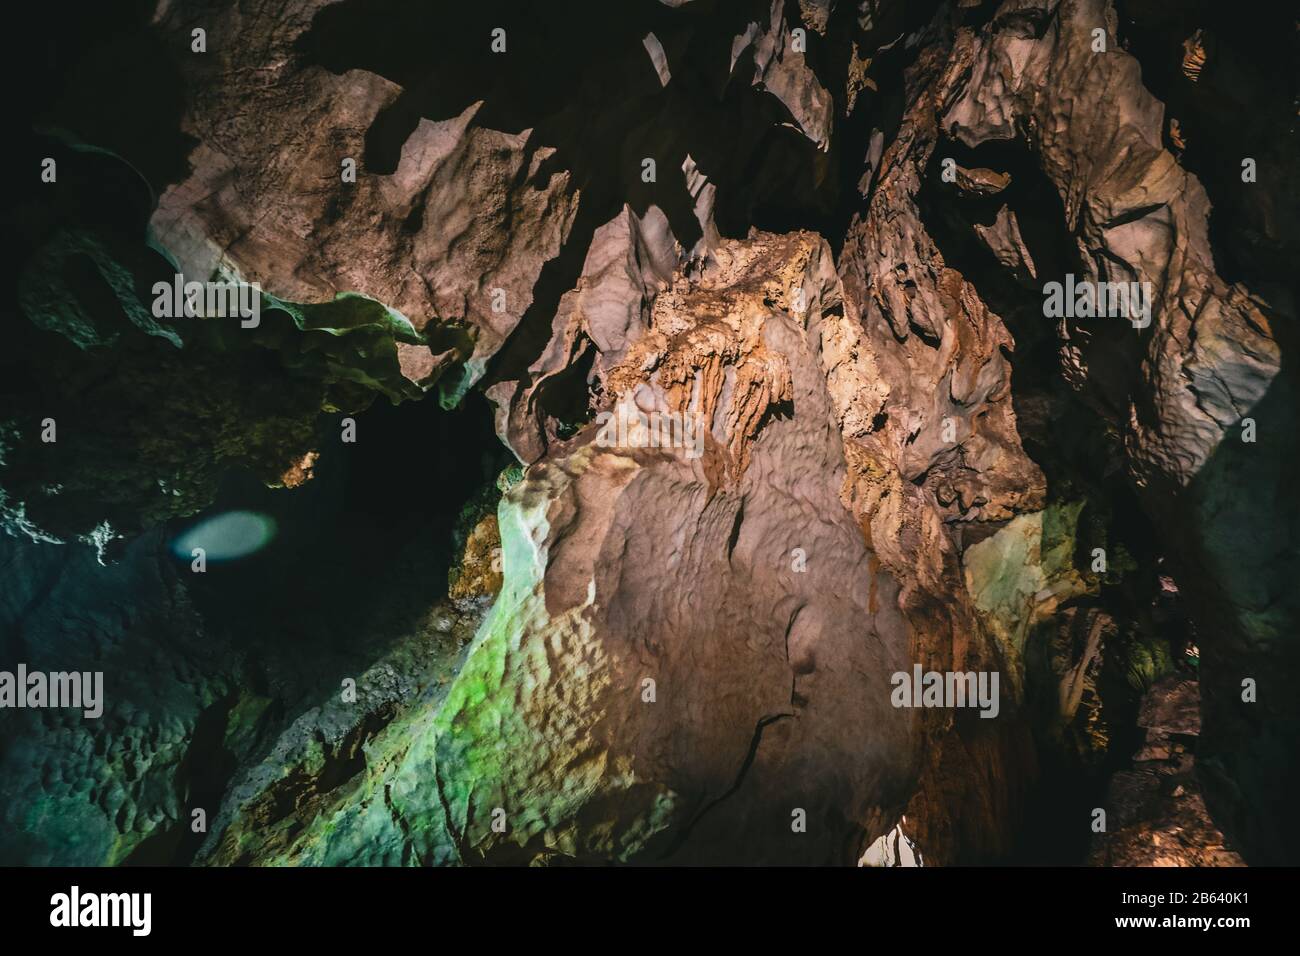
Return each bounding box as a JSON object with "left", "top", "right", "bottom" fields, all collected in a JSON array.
[
  {"left": 11, "top": 1, "right": 197, "bottom": 196},
  {"left": 1113, "top": 0, "right": 1299, "bottom": 296},
  {"left": 532, "top": 339, "right": 599, "bottom": 439},
  {"left": 173, "top": 389, "right": 510, "bottom": 711}
]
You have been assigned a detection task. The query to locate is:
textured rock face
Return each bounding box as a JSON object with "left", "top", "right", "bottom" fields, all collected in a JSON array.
[
  {"left": 437, "top": 231, "right": 922, "bottom": 864},
  {"left": 147, "top": 0, "right": 580, "bottom": 397},
  {"left": 3, "top": 0, "right": 1296, "bottom": 867},
  {"left": 730, "top": 1, "right": 835, "bottom": 150},
  {"left": 0, "top": 532, "right": 227, "bottom": 865},
  {"left": 839, "top": 36, "right": 1047, "bottom": 536}
]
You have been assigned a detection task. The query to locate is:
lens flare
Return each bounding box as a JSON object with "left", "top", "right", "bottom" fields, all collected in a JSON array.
[{"left": 171, "top": 510, "right": 277, "bottom": 562}]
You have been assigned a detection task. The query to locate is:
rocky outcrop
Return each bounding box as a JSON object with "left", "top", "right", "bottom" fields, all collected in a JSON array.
[
  {"left": 3, "top": 0, "right": 1296, "bottom": 868},
  {"left": 435, "top": 230, "right": 921, "bottom": 864},
  {"left": 929, "top": 0, "right": 1295, "bottom": 864},
  {"left": 145, "top": 0, "right": 581, "bottom": 399},
  {"left": 730, "top": 1, "right": 835, "bottom": 150},
  {"left": 264, "top": 224, "right": 1027, "bottom": 866}
]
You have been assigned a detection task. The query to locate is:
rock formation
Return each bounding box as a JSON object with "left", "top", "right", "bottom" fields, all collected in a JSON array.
[{"left": 2, "top": 0, "right": 1295, "bottom": 867}]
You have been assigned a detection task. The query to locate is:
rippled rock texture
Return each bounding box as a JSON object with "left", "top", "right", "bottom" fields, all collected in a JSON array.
[{"left": 2, "top": 0, "right": 1295, "bottom": 866}]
